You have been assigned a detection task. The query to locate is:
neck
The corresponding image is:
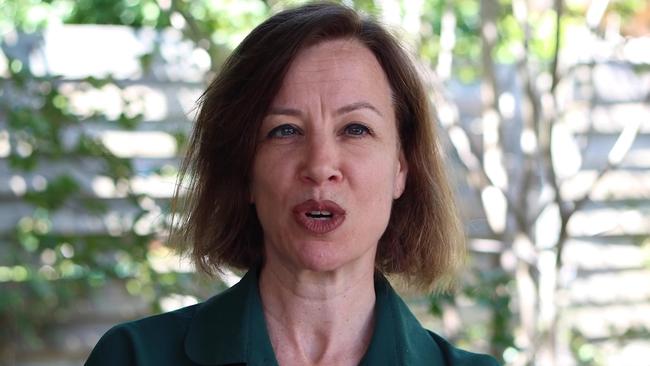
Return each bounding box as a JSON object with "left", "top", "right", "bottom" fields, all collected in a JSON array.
[{"left": 259, "top": 261, "right": 376, "bottom": 366}]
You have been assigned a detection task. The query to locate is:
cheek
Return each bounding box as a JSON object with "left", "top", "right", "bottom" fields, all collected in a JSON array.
[
  {"left": 353, "top": 155, "right": 400, "bottom": 208},
  {"left": 250, "top": 151, "right": 292, "bottom": 209}
]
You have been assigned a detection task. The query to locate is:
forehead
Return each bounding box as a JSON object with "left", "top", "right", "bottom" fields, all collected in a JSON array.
[
  {"left": 287, "top": 38, "right": 384, "bottom": 79},
  {"left": 273, "top": 38, "right": 393, "bottom": 108}
]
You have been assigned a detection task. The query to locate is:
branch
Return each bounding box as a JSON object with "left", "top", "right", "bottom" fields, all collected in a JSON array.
[
  {"left": 512, "top": 0, "right": 542, "bottom": 240},
  {"left": 170, "top": 0, "right": 205, "bottom": 46},
  {"left": 443, "top": 122, "right": 533, "bottom": 242},
  {"left": 436, "top": 3, "right": 456, "bottom": 81},
  {"left": 555, "top": 118, "right": 641, "bottom": 267},
  {"left": 550, "top": 0, "right": 564, "bottom": 93}
]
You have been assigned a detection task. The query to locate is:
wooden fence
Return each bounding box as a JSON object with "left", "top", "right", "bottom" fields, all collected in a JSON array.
[{"left": 1, "top": 25, "right": 649, "bottom": 365}]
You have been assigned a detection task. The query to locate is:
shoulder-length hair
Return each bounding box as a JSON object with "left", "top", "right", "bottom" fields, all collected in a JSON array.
[{"left": 172, "top": 2, "right": 465, "bottom": 291}]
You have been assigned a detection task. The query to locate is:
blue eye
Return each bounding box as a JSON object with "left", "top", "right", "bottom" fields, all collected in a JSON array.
[
  {"left": 344, "top": 123, "right": 370, "bottom": 136},
  {"left": 268, "top": 124, "right": 300, "bottom": 138}
]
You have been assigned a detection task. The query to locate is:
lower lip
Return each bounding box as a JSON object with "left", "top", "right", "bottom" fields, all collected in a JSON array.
[{"left": 293, "top": 212, "right": 345, "bottom": 234}]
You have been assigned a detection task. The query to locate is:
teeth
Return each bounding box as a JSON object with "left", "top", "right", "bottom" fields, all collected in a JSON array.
[
  {"left": 309, "top": 211, "right": 332, "bottom": 215},
  {"left": 307, "top": 210, "right": 333, "bottom": 218}
]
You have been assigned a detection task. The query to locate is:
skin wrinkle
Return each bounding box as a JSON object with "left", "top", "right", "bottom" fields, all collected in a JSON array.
[
  {"left": 157, "top": 5, "right": 476, "bottom": 364},
  {"left": 156, "top": 4, "right": 478, "bottom": 365},
  {"left": 268, "top": 101, "right": 383, "bottom": 119},
  {"left": 178, "top": 4, "right": 465, "bottom": 292},
  {"left": 260, "top": 266, "right": 375, "bottom": 364},
  {"left": 252, "top": 38, "right": 407, "bottom": 365}
]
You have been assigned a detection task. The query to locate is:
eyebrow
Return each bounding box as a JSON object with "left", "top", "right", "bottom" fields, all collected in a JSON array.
[{"left": 267, "top": 101, "right": 383, "bottom": 118}]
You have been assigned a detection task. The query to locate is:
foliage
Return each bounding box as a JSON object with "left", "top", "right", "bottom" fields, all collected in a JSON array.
[
  {"left": 0, "top": 49, "right": 177, "bottom": 355},
  {"left": 0, "top": 0, "right": 265, "bottom": 356}
]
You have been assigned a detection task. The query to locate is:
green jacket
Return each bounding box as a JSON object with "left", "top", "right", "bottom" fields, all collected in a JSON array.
[{"left": 85, "top": 269, "right": 499, "bottom": 365}]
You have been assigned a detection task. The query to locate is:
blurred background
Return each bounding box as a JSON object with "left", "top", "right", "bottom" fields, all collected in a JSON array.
[{"left": 1, "top": 0, "right": 649, "bottom": 365}]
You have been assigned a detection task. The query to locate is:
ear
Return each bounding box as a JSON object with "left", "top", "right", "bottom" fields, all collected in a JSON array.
[{"left": 393, "top": 150, "right": 408, "bottom": 199}]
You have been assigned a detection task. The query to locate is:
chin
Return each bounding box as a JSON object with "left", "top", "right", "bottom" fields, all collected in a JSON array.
[
  {"left": 293, "top": 240, "right": 374, "bottom": 274},
  {"left": 295, "top": 247, "right": 344, "bottom": 272}
]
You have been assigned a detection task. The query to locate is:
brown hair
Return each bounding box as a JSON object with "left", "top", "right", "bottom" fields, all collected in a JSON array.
[{"left": 172, "top": 2, "right": 465, "bottom": 291}]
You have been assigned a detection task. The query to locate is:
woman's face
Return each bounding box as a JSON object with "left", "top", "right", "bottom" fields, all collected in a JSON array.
[{"left": 250, "top": 39, "right": 407, "bottom": 274}]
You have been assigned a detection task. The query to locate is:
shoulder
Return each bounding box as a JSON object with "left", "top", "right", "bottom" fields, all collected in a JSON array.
[
  {"left": 376, "top": 277, "right": 500, "bottom": 365},
  {"left": 427, "top": 330, "right": 501, "bottom": 366},
  {"left": 85, "top": 304, "right": 200, "bottom": 366}
]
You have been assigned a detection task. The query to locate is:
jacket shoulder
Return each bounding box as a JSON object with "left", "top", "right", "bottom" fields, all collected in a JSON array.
[
  {"left": 85, "top": 304, "right": 200, "bottom": 366},
  {"left": 427, "top": 330, "right": 501, "bottom": 366}
]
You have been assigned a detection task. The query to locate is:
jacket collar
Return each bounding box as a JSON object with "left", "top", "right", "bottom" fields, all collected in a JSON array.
[
  {"left": 184, "top": 268, "right": 277, "bottom": 365},
  {"left": 361, "top": 275, "right": 445, "bottom": 365},
  {"left": 184, "top": 268, "right": 444, "bottom": 365}
]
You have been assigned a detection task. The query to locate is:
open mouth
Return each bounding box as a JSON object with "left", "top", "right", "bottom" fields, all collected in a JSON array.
[
  {"left": 293, "top": 200, "right": 345, "bottom": 233},
  {"left": 306, "top": 210, "right": 333, "bottom": 220}
]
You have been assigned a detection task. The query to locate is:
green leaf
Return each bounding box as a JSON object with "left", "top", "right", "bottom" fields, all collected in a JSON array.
[{"left": 24, "top": 174, "right": 80, "bottom": 210}]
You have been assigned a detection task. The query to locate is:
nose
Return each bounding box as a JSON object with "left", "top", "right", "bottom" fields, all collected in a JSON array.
[{"left": 299, "top": 134, "right": 343, "bottom": 185}]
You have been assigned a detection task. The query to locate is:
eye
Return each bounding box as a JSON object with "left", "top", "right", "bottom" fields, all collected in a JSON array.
[
  {"left": 344, "top": 123, "right": 371, "bottom": 137},
  {"left": 268, "top": 124, "right": 301, "bottom": 138}
]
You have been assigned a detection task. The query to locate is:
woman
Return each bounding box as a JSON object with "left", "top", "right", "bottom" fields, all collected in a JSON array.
[{"left": 86, "top": 3, "right": 498, "bottom": 365}]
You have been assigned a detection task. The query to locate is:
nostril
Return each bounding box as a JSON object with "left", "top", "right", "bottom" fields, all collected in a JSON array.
[
  {"left": 299, "top": 141, "right": 342, "bottom": 184},
  {"left": 328, "top": 172, "right": 342, "bottom": 182},
  {"left": 299, "top": 167, "right": 342, "bottom": 185}
]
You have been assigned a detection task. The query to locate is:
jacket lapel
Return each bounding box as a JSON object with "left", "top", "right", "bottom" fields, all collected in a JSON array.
[
  {"left": 184, "top": 269, "right": 277, "bottom": 365},
  {"left": 361, "top": 275, "right": 446, "bottom": 365}
]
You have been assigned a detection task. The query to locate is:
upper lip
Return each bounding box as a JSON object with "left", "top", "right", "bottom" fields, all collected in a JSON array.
[{"left": 292, "top": 199, "right": 346, "bottom": 217}]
